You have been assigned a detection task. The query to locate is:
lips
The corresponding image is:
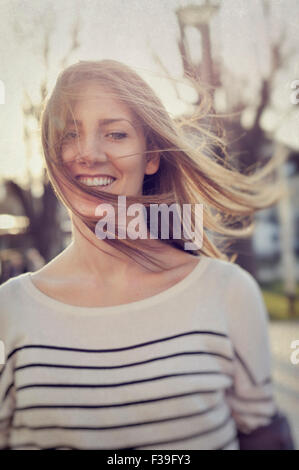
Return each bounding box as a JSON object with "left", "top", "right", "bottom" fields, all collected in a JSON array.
[{"left": 75, "top": 174, "right": 116, "bottom": 179}]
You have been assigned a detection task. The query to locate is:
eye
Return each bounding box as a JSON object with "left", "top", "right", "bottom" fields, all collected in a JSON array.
[
  {"left": 62, "top": 131, "right": 78, "bottom": 141},
  {"left": 105, "top": 132, "right": 128, "bottom": 141}
]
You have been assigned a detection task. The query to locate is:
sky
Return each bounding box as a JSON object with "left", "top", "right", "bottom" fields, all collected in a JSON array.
[{"left": 0, "top": 0, "right": 298, "bottom": 186}]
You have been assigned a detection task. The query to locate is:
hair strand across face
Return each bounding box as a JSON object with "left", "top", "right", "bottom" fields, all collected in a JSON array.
[{"left": 40, "top": 59, "right": 284, "bottom": 270}]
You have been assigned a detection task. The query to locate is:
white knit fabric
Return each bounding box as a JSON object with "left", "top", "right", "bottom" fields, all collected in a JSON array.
[{"left": 0, "top": 255, "right": 277, "bottom": 450}]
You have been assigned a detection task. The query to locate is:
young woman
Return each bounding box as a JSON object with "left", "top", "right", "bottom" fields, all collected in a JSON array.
[{"left": 0, "top": 60, "right": 293, "bottom": 450}]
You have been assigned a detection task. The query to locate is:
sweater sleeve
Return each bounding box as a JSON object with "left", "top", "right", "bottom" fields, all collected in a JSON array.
[
  {"left": 0, "top": 361, "right": 14, "bottom": 449},
  {"left": 0, "top": 286, "right": 16, "bottom": 449},
  {"left": 224, "top": 265, "right": 279, "bottom": 435}
]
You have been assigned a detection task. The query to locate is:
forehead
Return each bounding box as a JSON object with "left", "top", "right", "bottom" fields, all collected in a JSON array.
[{"left": 69, "top": 81, "right": 135, "bottom": 121}]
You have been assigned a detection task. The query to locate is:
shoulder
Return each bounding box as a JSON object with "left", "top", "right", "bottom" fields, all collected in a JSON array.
[
  {"left": 199, "top": 256, "right": 265, "bottom": 307},
  {"left": 153, "top": 248, "right": 262, "bottom": 302},
  {"left": 0, "top": 273, "right": 31, "bottom": 308},
  {"left": 0, "top": 273, "right": 33, "bottom": 338},
  {"left": 199, "top": 255, "right": 256, "bottom": 287},
  {"left": 218, "top": 260, "right": 264, "bottom": 304},
  {"left": 204, "top": 259, "right": 269, "bottom": 331},
  {"left": 0, "top": 272, "right": 26, "bottom": 294},
  {"left": 206, "top": 255, "right": 258, "bottom": 284}
]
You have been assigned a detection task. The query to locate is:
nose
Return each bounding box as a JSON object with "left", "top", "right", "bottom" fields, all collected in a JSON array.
[{"left": 77, "top": 133, "right": 109, "bottom": 164}]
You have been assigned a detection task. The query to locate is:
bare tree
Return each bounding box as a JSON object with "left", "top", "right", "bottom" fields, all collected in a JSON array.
[{"left": 153, "top": 1, "right": 297, "bottom": 278}]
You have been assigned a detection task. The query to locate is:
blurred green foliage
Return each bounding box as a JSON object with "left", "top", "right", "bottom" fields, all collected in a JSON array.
[{"left": 261, "top": 282, "right": 299, "bottom": 320}]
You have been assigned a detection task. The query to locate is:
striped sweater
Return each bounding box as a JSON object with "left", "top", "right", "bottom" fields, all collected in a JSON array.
[{"left": 0, "top": 255, "right": 277, "bottom": 450}]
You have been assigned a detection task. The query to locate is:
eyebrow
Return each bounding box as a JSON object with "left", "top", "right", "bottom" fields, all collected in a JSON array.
[{"left": 65, "top": 118, "right": 132, "bottom": 126}]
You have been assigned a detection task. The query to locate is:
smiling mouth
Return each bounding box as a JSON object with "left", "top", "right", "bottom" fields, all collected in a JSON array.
[{"left": 76, "top": 175, "right": 117, "bottom": 187}]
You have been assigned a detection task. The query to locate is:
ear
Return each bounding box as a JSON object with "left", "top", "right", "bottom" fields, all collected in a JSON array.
[{"left": 145, "top": 153, "right": 160, "bottom": 175}]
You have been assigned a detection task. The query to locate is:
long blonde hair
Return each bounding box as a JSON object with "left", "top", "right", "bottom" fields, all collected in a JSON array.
[{"left": 40, "top": 59, "right": 282, "bottom": 271}]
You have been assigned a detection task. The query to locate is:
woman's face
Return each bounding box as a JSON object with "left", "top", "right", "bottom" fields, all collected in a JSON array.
[{"left": 60, "top": 81, "right": 159, "bottom": 216}]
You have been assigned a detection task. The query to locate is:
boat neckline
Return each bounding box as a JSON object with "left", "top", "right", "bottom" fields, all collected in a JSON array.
[{"left": 19, "top": 254, "right": 209, "bottom": 315}]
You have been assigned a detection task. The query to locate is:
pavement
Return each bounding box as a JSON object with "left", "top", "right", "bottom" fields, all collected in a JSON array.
[{"left": 268, "top": 319, "right": 299, "bottom": 450}]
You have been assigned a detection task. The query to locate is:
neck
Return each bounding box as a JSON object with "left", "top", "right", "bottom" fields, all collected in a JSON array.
[{"left": 67, "top": 213, "right": 169, "bottom": 281}]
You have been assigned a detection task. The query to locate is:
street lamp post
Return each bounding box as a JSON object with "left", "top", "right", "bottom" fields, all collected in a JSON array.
[{"left": 176, "top": 2, "right": 220, "bottom": 89}]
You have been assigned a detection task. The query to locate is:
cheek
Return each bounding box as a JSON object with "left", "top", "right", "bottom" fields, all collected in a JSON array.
[
  {"left": 117, "top": 154, "right": 147, "bottom": 178},
  {"left": 61, "top": 147, "right": 75, "bottom": 165}
]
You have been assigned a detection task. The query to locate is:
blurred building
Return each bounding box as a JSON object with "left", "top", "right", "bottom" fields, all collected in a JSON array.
[
  {"left": 0, "top": 180, "right": 70, "bottom": 283},
  {"left": 253, "top": 148, "right": 299, "bottom": 283}
]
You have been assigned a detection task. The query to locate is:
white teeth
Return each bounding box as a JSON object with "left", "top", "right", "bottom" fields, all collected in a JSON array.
[{"left": 77, "top": 176, "right": 115, "bottom": 186}]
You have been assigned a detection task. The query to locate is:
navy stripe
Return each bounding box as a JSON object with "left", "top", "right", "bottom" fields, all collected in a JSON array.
[
  {"left": 14, "top": 388, "right": 222, "bottom": 412},
  {"left": 4, "top": 330, "right": 230, "bottom": 363},
  {"left": 14, "top": 350, "right": 234, "bottom": 373},
  {"left": 13, "top": 370, "right": 233, "bottom": 394},
  {"left": 12, "top": 402, "right": 223, "bottom": 431},
  {"left": 8, "top": 412, "right": 234, "bottom": 450},
  {"left": 2, "top": 381, "right": 14, "bottom": 401},
  {"left": 233, "top": 348, "right": 272, "bottom": 386},
  {"left": 2, "top": 370, "right": 232, "bottom": 403}
]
